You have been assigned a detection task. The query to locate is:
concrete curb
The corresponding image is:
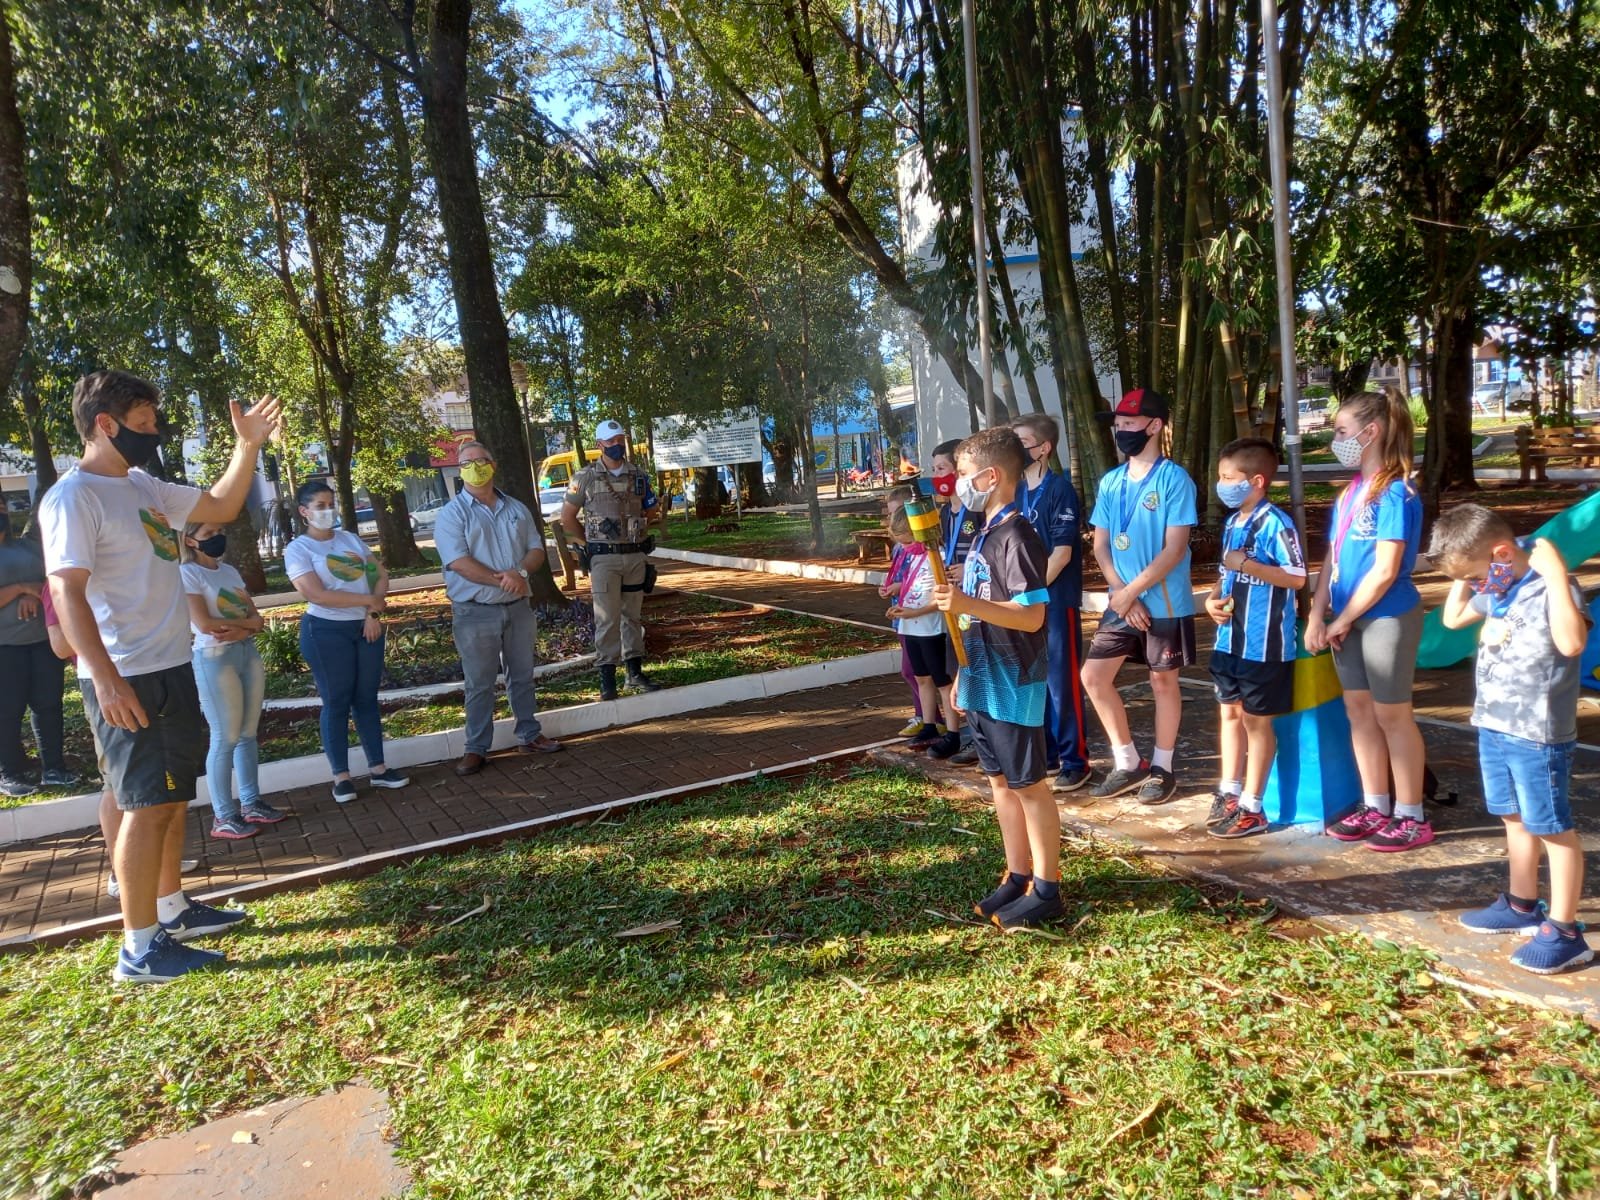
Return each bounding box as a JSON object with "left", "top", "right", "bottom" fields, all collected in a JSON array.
[
  {"left": 255, "top": 572, "right": 447, "bottom": 611},
  {"left": 651, "top": 546, "right": 888, "bottom": 587},
  {"left": 0, "top": 648, "right": 902, "bottom": 846},
  {"left": 260, "top": 655, "right": 596, "bottom": 711}
]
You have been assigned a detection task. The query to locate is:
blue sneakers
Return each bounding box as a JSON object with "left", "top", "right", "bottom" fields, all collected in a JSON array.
[
  {"left": 113, "top": 929, "right": 224, "bottom": 984},
  {"left": 1459, "top": 893, "right": 1547, "bottom": 936},
  {"left": 1511, "top": 923, "right": 1595, "bottom": 976},
  {"left": 161, "top": 898, "right": 249, "bottom": 942}
]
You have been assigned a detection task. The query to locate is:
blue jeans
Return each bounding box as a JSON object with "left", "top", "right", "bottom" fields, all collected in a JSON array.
[
  {"left": 453, "top": 600, "right": 543, "bottom": 755},
  {"left": 1478, "top": 728, "right": 1575, "bottom": 837},
  {"left": 299, "top": 615, "right": 386, "bottom": 776},
  {"left": 192, "top": 642, "right": 265, "bottom": 820}
]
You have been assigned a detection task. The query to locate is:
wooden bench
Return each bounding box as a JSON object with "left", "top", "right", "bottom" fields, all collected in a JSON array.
[
  {"left": 1515, "top": 425, "right": 1600, "bottom": 483},
  {"left": 851, "top": 529, "right": 895, "bottom": 563}
]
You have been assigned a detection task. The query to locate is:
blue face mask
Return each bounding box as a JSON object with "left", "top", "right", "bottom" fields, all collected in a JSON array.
[
  {"left": 1215, "top": 478, "right": 1255, "bottom": 509},
  {"left": 1470, "top": 559, "right": 1519, "bottom": 598},
  {"left": 602, "top": 443, "right": 626, "bottom": 462}
]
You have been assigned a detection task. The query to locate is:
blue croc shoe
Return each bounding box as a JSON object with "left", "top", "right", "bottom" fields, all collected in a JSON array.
[
  {"left": 1511, "top": 923, "right": 1595, "bottom": 976},
  {"left": 1459, "top": 893, "right": 1546, "bottom": 936},
  {"left": 161, "top": 898, "right": 248, "bottom": 943},
  {"left": 113, "top": 929, "right": 224, "bottom": 984}
]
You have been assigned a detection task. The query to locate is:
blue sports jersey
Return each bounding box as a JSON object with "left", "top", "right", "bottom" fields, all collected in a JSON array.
[
  {"left": 1214, "top": 501, "right": 1306, "bottom": 663},
  {"left": 940, "top": 501, "right": 979, "bottom": 570},
  {"left": 1328, "top": 477, "right": 1421, "bottom": 620},
  {"left": 1088, "top": 457, "right": 1198, "bottom": 620},
  {"left": 957, "top": 508, "right": 1049, "bottom": 726},
  {"left": 1015, "top": 470, "right": 1083, "bottom": 608}
]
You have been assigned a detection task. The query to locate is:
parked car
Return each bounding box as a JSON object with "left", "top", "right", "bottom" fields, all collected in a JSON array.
[
  {"left": 355, "top": 506, "right": 378, "bottom": 536},
  {"left": 409, "top": 497, "right": 451, "bottom": 532},
  {"left": 539, "top": 486, "right": 568, "bottom": 521}
]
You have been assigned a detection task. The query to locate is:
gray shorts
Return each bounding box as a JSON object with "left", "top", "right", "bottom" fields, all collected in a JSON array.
[{"left": 1332, "top": 607, "right": 1422, "bottom": 705}]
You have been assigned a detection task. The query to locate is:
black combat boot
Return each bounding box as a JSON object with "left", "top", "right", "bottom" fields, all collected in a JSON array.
[
  {"left": 599, "top": 664, "right": 619, "bottom": 701},
  {"left": 624, "top": 657, "right": 661, "bottom": 692}
]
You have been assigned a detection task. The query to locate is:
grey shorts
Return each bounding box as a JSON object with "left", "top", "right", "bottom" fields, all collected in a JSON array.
[
  {"left": 81, "top": 665, "right": 206, "bottom": 811},
  {"left": 1332, "top": 607, "right": 1422, "bottom": 705}
]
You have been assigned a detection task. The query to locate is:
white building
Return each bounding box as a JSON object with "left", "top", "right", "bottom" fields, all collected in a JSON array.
[{"left": 895, "top": 123, "right": 1119, "bottom": 463}]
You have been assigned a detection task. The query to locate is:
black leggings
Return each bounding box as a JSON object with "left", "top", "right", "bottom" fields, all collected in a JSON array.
[{"left": 0, "top": 639, "right": 67, "bottom": 776}]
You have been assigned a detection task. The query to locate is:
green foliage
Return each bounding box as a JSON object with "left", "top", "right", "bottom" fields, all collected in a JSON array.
[{"left": 255, "top": 617, "right": 304, "bottom": 676}]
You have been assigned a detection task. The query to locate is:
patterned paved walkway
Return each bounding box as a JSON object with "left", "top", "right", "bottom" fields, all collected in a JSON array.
[{"left": 0, "top": 675, "right": 908, "bottom": 947}]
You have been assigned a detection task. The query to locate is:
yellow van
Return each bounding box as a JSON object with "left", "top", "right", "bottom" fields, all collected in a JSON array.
[{"left": 536, "top": 448, "right": 601, "bottom": 491}]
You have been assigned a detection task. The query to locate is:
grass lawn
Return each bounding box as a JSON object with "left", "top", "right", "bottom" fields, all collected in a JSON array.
[
  {"left": 656, "top": 511, "right": 883, "bottom": 560},
  {"left": 3, "top": 767, "right": 1597, "bottom": 1199}
]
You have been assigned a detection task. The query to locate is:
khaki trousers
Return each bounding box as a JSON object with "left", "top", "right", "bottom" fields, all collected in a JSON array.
[{"left": 589, "top": 551, "right": 647, "bottom": 666}]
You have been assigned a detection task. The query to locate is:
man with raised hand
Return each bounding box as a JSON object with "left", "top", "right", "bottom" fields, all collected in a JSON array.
[{"left": 41, "top": 370, "right": 281, "bottom": 984}]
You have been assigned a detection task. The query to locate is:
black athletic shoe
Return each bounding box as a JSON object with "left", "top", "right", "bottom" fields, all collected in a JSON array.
[
  {"left": 1090, "top": 762, "right": 1149, "bottom": 798},
  {"left": 926, "top": 731, "right": 963, "bottom": 759},
  {"left": 949, "top": 745, "right": 980, "bottom": 767},
  {"left": 993, "top": 889, "right": 1065, "bottom": 931},
  {"left": 1050, "top": 766, "right": 1092, "bottom": 794},
  {"left": 1205, "top": 791, "right": 1240, "bottom": 829},
  {"left": 1209, "top": 809, "right": 1269, "bottom": 839},
  {"left": 1135, "top": 767, "right": 1178, "bottom": 805},
  {"left": 908, "top": 725, "right": 942, "bottom": 748},
  {"left": 973, "top": 873, "right": 1030, "bottom": 919}
]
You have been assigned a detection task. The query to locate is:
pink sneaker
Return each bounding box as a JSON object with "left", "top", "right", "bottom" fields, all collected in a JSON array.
[
  {"left": 1325, "top": 806, "right": 1389, "bottom": 841},
  {"left": 1366, "top": 817, "right": 1435, "bottom": 853}
]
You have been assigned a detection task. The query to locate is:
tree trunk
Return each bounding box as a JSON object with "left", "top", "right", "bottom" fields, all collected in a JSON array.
[
  {"left": 767, "top": 430, "right": 798, "bottom": 503},
  {"left": 693, "top": 466, "right": 720, "bottom": 518},
  {"left": 1422, "top": 308, "right": 1477, "bottom": 516},
  {"left": 0, "top": 10, "right": 27, "bottom": 404},
  {"left": 373, "top": 490, "right": 423, "bottom": 569},
  {"left": 741, "top": 460, "right": 769, "bottom": 507},
  {"left": 418, "top": 0, "right": 560, "bottom": 603}
]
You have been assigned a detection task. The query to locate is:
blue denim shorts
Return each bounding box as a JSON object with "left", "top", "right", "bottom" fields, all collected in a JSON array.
[{"left": 1478, "top": 728, "right": 1575, "bottom": 836}]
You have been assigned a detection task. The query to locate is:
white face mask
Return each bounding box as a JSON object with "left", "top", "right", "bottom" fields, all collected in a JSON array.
[
  {"left": 1329, "top": 430, "right": 1368, "bottom": 469},
  {"left": 305, "top": 508, "right": 337, "bottom": 530}
]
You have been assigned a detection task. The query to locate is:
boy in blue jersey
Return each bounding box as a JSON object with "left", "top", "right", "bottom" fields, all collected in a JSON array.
[
  {"left": 1011, "top": 413, "right": 1090, "bottom": 794},
  {"left": 1202, "top": 439, "right": 1307, "bottom": 839},
  {"left": 1083, "top": 388, "right": 1198, "bottom": 804},
  {"left": 933, "top": 427, "right": 1060, "bottom": 930}
]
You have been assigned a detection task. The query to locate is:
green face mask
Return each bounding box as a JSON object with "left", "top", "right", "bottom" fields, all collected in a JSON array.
[{"left": 460, "top": 461, "right": 495, "bottom": 488}]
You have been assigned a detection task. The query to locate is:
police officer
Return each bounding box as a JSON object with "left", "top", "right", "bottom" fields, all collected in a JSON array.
[{"left": 561, "top": 420, "right": 662, "bottom": 700}]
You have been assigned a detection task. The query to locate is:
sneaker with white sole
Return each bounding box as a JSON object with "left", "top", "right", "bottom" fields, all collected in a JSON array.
[
  {"left": 210, "top": 816, "right": 259, "bottom": 840},
  {"left": 40, "top": 768, "right": 79, "bottom": 789},
  {"left": 240, "top": 801, "right": 288, "bottom": 824},
  {"left": 1205, "top": 791, "right": 1240, "bottom": 830},
  {"left": 1510, "top": 923, "right": 1595, "bottom": 975},
  {"left": 0, "top": 774, "right": 36, "bottom": 798},
  {"left": 1090, "top": 762, "right": 1149, "bottom": 799},
  {"left": 1135, "top": 767, "right": 1179, "bottom": 806},
  {"left": 368, "top": 769, "right": 410, "bottom": 789},
  {"left": 897, "top": 717, "right": 924, "bottom": 737},
  {"left": 161, "top": 898, "right": 248, "bottom": 942},
  {"left": 113, "top": 929, "right": 224, "bottom": 984},
  {"left": 1459, "top": 893, "right": 1546, "bottom": 936},
  {"left": 332, "top": 779, "right": 358, "bottom": 804},
  {"left": 1326, "top": 806, "right": 1388, "bottom": 841},
  {"left": 1365, "top": 816, "right": 1435, "bottom": 853}
]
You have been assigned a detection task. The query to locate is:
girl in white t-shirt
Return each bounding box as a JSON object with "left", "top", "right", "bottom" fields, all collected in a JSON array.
[
  {"left": 284, "top": 481, "right": 408, "bottom": 803},
  {"left": 182, "top": 522, "right": 276, "bottom": 839}
]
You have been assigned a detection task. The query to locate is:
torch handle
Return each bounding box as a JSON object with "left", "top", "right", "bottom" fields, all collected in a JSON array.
[{"left": 922, "top": 552, "right": 970, "bottom": 668}]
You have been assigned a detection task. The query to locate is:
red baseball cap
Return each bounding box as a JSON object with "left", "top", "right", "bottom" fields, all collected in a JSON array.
[{"left": 1097, "top": 387, "right": 1171, "bottom": 422}]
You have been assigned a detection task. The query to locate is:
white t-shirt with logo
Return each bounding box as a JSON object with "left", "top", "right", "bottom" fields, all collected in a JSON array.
[
  {"left": 284, "top": 530, "right": 376, "bottom": 621},
  {"left": 181, "top": 560, "right": 254, "bottom": 650},
  {"left": 40, "top": 467, "right": 202, "bottom": 676}
]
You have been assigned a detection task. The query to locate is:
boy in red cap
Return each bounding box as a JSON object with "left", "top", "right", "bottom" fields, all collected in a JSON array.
[{"left": 1082, "top": 388, "right": 1198, "bottom": 804}]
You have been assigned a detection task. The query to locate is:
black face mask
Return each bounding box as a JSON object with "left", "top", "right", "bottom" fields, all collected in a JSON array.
[
  {"left": 109, "top": 421, "right": 163, "bottom": 470},
  {"left": 1113, "top": 425, "right": 1153, "bottom": 457},
  {"left": 196, "top": 533, "right": 227, "bottom": 559}
]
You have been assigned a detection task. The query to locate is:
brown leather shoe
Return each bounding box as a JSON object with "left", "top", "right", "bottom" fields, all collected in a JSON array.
[
  {"left": 454, "top": 752, "right": 487, "bottom": 776},
  {"left": 519, "top": 735, "right": 564, "bottom": 755}
]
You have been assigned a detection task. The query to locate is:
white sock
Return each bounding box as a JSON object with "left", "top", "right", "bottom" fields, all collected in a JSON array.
[
  {"left": 1219, "top": 778, "right": 1242, "bottom": 797},
  {"left": 1150, "top": 746, "right": 1175, "bottom": 772},
  {"left": 1393, "top": 802, "right": 1425, "bottom": 822},
  {"left": 1363, "top": 793, "right": 1392, "bottom": 817},
  {"left": 156, "top": 890, "right": 189, "bottom": 924},
  {"left": 1240, "top": 792, "right": 1264, "bottom": 814},
  {"left": 124, "top": 924, "right": 159, "bottom": 956},
  {"left": 1113, "top": 742, "right": 1140, "bottom": 771}
]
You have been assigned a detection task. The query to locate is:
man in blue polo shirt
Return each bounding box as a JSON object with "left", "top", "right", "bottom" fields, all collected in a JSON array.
[
  {"left": 435, "top": 439, "right": 564, "bottom": 776},
  {"left": 1082, "top": 388, "right": 1198, "bottom": 805}
]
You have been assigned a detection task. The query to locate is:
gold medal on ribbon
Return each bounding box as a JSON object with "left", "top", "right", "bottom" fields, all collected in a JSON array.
[
  {"left": 1481, "top": 617, "right": 1508, "bottom": 647},
  {"left": 1114, "top": 532, "right": 1132, "bottom": 551},
  {"left": 957, "top": 613, "right": 973, "bottom": 632}
]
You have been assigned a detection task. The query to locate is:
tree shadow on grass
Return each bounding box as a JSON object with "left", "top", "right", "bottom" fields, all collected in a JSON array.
[{"left": 223, "top": 767, "right": 1232, "bottom": 1022}]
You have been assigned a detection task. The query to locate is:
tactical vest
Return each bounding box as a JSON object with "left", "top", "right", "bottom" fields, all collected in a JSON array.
[{"left": 574, "top": 462, "right": 651, "bottom": 545}]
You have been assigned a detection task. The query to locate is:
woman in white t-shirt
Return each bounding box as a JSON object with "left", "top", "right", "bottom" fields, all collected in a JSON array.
[
  {"left": 284, "top": 480, "right": 409, "bottom": 804},
  {"left": 182, "top": 522, "right": 277, "bottom": 839}
]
